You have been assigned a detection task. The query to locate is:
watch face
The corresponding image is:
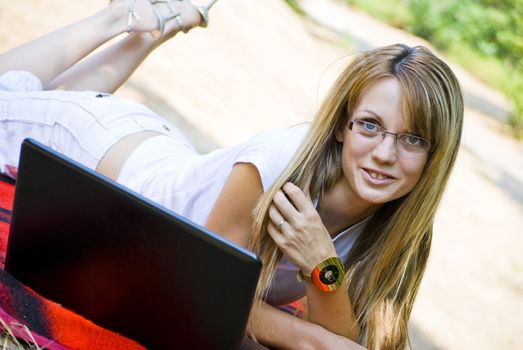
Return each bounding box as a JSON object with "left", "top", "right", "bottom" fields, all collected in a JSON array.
[
  {"left": 319, "top": 265, "right": 340, "bottom": 285},
  {"left": 312, "top": 257, "right": 345, "bottom": 292}
]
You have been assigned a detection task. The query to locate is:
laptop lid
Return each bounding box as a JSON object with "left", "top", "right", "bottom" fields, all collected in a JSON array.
[{"left": 5, "top": 138, "right": 261, "bottom": 350}]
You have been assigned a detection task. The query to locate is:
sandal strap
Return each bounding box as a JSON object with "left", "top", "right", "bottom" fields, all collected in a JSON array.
[
  {"left": 127, "top": 0, "right": 141, "bottom": 33},
  {"left": 198, "top": 0, "right": 219, "bottom": 28},
  {"left": 149, "top": 0, "right": 186, "bottom": 36}
]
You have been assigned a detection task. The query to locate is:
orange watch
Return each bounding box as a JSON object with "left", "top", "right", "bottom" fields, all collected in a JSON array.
[{"left": 297, "top": 257, "right": 345, "bottom": 292}]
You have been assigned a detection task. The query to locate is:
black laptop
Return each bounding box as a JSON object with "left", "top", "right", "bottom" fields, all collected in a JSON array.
[{"left": 5, "top": 138, "right": 261, "bottom": 350}]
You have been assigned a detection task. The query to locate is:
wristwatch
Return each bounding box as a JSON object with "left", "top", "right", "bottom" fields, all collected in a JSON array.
[{"left": 297, "top": 257, "right": 345, "bottom": 292}]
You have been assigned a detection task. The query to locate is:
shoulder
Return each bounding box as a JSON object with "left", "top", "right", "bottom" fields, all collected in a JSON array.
[{"left": 236, "top": 123, "right": 310, "bottom": 191}]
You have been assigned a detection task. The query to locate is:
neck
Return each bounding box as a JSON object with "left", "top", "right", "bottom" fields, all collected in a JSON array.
[{"left": 319, "top": 181, "right": 380, "bottom": 236}]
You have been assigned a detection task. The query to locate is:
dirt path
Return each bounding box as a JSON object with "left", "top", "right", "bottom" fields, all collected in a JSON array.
[
  {"left": 300, "top": 2, "right": 523, "bottom": 349},
  {"left": 1, "top": 1, "right": 522, "bottom": 349}
]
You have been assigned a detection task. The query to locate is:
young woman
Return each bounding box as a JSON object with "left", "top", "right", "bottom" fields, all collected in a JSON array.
[{"left": 0, "top": 1, "right": 463, "bottom": 349}]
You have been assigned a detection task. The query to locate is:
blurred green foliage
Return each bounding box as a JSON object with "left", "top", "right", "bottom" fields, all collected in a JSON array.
[
  {"left": 346, "top": 0, "right": 523, "bottom": 138},
  {"left": 283, "top": 0, "right": 305, "bottom": 14}
]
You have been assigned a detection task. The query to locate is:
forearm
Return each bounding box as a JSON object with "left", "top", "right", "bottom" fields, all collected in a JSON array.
[
  {"left": 306, "top": 280, "right": 360, "bottom": 341},
  {"left": 0, "top": 8, "right": 124, "bottom": 89},
  {"left": 249, "top": 301, "right": 365, "bottom": 350},
  {"left": 249, "top": 301, "right": 323, "bottom": 350}
]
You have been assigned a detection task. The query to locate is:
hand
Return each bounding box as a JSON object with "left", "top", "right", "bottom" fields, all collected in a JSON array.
[{"left": 267, "top": 182, "right": 337, "bottom": 274}]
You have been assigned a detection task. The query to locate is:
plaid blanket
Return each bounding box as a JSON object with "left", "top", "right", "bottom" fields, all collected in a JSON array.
[
  {"left": 0, "top": 174, "right": 145, "bottom": 350},
  {"left": 0, "top": 175, "right": 14, "bottom": 269}
]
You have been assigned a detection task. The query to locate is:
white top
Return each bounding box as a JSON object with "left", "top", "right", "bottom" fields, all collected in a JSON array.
[
  {"left": 118, "top": 124, "right": 309, "bottom": 225},
  {"left": 118, "top": 124, "right": 367, "bottom": 305}
]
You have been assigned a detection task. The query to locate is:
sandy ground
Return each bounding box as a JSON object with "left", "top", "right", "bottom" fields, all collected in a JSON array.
[{"left": 1, "top": 0, "right": 522, "bottom": 349}]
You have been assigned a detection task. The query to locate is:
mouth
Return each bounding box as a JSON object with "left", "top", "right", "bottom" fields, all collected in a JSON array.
[{"left": 362, "top": 168, "right": 396, "bottom": 184}]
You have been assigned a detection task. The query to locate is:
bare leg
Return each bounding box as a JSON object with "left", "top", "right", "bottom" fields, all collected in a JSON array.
[
  {"left": 0, "top": 7, "right": 125, "bottom": 88},
  {"left": 49, "top": 0, "right": 203, "bottom": 93},
  {"left": 0, "top": 0, "right": 202, "bottom": 91}
]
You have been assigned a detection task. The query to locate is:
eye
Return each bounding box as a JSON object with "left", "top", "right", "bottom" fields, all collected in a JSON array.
[
  {"left": 360, "top": 121, "right": 380, "bottom": 132},
  {"left": 405, "top": 135, "right": 422, "bottom": 146}
]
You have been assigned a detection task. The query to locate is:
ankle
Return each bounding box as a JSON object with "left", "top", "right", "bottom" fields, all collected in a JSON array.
[
  {"left": 106, "top": 2, "right": 134, "bottom": 35},
  {"left": 93, "top": 6, "right": 130, "bottom": 39}
]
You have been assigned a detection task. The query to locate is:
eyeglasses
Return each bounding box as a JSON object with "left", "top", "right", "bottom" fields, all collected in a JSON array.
[{"left": 348, "top": 120, "right": 432, "bottom": 154}]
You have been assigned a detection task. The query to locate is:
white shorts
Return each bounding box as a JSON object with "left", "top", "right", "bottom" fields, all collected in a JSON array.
[{"left": 0, "top": 71, "right": 183, "bottom": 179}]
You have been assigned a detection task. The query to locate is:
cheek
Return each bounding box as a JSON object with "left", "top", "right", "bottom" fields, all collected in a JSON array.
[
  {"left": 398, "top": 157, "right": 427, "bottom": 186},
  {"left": 342, "top": 136, "right": 373, "bottom": 161}
]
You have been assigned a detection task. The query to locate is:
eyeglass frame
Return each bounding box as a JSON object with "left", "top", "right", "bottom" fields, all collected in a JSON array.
[{"left": 347, "top": 119, "right": 433, "bottom": 154}]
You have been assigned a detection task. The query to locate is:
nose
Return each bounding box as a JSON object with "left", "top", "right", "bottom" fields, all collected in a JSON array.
[{"left": 371, "top": 133, "right": 398, "bottom": 164}]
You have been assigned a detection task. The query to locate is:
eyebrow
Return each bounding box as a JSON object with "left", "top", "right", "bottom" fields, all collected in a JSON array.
[
  {"left": 358, "top": 110, "right": 417, "bottom": 135},
  {"left": 358, "top": 109, "right": 384, "bottom": 124}
]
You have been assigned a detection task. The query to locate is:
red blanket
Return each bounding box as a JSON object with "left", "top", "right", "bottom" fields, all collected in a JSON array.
[{"left": 0, "top": 175, "right": 145, "bottom": 349}]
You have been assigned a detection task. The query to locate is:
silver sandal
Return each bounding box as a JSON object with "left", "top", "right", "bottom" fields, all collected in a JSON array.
[
  {"left": 119, "top": 0, "right": 220, "bottom": 35},
  {"left": 197, "top": 0, "right": 219, "bottom": 28},
  {"left": 109, "top": 0, "right": 141, "bottom": 33},
  {"left": 149, "top": 0, "right": 186, "bottom": 36}
]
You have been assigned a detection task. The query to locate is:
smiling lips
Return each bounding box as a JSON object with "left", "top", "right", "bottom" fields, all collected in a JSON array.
[{"left": 363, "top": 168, "right": 396, "bottom": 184}]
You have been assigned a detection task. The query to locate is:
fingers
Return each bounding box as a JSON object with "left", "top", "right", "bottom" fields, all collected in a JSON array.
[
  {"left": 266, "top": 221, "right": 286, "bottom": 246},
  {"left": 268, "top": 204, "right": 285, "bottom": 229},
  {"left": 283, "top": 182, "right": 313, "bottom": 212},
  {"left": 267, "top": 184, "right": 335, "bottom": 273},
  {"left": 268, "top": 182, "right": 316, "bottom": 238},
  {"left": 272, "top": 182, "right": 313, "bottom": 224}
]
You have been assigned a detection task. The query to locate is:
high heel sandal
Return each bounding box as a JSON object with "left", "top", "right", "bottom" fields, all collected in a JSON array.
[
  {"left": 197, "top": 0, "right": 219, "bottom": 28},
  {"left": 148, "top": 0, "right": 220, "bottom": 36},
  {"left": 149, "top": 0, "right": 186, "bottom": 36},
  {"left": 109, "top": 0, "right": 140, "bottom": 33},
  {"left": 120, "top": 0, "right": 219, "bottom": 36}
]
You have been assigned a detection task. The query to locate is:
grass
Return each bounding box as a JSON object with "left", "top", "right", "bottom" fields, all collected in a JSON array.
[
  {"left": 0, "top": 318, "right": 42, "bottom": 350},
  {"left": 444, "top": 43, "right": 508, "bottom": 92},
  {"left": 283, "top": 0, "right": 305, "bottom": 15}
]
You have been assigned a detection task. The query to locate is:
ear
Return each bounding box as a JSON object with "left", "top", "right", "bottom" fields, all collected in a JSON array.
[{"left": 335, "top": 127, "right": 344, "bottom": 143}]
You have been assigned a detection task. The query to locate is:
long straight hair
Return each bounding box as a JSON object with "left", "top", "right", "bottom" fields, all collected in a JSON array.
[{"left": 248, "top": 44, "right": 463, "bottom": 349}]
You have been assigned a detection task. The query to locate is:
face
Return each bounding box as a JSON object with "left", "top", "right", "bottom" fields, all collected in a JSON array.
[{"left": 335, "top": 77, "right": 428, "bottom": 207}]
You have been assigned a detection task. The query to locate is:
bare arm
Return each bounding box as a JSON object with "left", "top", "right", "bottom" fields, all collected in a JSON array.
[
  {"left": 305, "top": 279, "right": 360, "bottom": 340},
  {"left": 205, "top": 162, "right": 263, "bottom": 247},
  {"left": 205, "top": 164, "right": 363, "bottom": 349},
  {"left": 251, "top": 302, "right": 366, "bottom": 350},
  {"left": 268, "top": 183, "right": 361, "bottom": 340}
]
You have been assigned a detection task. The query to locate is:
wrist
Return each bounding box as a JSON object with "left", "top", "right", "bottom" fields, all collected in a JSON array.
[{"left": 297, "top": 256, "right": 346, "bottom": 292}]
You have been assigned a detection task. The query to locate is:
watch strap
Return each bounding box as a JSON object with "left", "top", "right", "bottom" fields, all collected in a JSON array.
[
  {"left": 296, "top": 257, "right": 345, "bottom": 292},
  {"left": 296, "top": 270, "right": 311, "bottom": 283}
]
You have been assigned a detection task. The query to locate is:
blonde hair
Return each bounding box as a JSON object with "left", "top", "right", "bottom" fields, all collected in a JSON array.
[{"left": 247, "top": 44, "right": 463, "bottom": 349}]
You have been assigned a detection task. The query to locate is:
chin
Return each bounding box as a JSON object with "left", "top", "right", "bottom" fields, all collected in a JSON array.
[
  {"left": 358, "top": 189, "right": 402, "bottom": 205},
  {"left": 363, "top": 196, "right": 391, "bottom": 205}
]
